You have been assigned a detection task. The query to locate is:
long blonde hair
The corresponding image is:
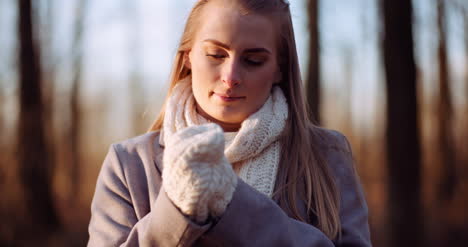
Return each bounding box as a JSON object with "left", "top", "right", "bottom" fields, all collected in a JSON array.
[{"left": 148, "top": 0, "right": 341, "bottom": 239}]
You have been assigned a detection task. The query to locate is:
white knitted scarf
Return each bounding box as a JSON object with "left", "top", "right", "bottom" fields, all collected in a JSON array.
[{"left": 161, "top": 77, "right": 288, "bottom": 198}]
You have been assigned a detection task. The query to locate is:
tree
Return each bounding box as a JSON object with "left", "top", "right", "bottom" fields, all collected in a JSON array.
[
  {"left": 0, "top": 77, "right": 3, "bottom": 190},
  {"left": 126, "top": 0, "right": 145, "bottom": 135},
  {"left": 17, "top": 0, "right": 60, "bottom": 232},
  {"left": 38, "top": 0, "right": 59, "bottom": 212},
  {"left": 381, "top": 0, "right": 423, "bottom": 246},
  {"left": 69, "top": 0, "right": 88, "bottom": 198},
  {"left": 306, "top": 0, "right": 320, "bottom": 124},
  {"left": 341, "top": 44, "right": 354, "bottom": 132},
  {"left": 436, "top": 0, "right": 457, "bottom": 203},
  {"left": 465, "top": 6, "right": 468, "bottom": 104},
  {"left": 0, "top": 67, "right": 4, "bottom": 150},
  {"left": 462, "top": 0, "right": 468, "bottom": 169}
]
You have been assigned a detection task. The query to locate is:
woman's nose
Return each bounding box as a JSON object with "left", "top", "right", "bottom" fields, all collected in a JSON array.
[{"left": 221, "top": 60, "right": 241, "bottom": 88}]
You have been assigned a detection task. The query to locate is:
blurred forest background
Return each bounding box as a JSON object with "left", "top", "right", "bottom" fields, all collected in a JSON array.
[{"left": 0, "top": 0, "right": 467, "bottom": 246}]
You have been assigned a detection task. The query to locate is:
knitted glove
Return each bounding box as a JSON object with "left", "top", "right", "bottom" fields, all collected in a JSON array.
[{"left": 162, "top": 123, "right": 238, "bottom": 224}]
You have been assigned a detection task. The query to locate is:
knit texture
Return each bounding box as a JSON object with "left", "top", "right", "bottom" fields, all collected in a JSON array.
[
  {"left": 162, "top": 123, "right": 238, "bottom": 223},
  {"left": 162, "top": 76, "right": 289, "bottom": 199}
]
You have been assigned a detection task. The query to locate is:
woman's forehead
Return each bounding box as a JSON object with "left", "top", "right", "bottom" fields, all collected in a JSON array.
[{"left": 194, "top": 3, "right": 277, "bottom": 51}]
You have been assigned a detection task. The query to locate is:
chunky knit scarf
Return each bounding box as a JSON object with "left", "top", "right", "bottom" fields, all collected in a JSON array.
[{"left": 161, "top": 77, "right": 288, "bottom": 197}]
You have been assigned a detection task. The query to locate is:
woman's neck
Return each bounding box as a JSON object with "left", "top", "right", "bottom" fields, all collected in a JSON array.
[{"left": 195, "top": 105, "right": 241, "bottom": 132}]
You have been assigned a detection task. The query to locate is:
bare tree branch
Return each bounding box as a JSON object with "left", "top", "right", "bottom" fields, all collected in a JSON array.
[{"left": 305, "top": 0, "right": 320, "bottom": 124}]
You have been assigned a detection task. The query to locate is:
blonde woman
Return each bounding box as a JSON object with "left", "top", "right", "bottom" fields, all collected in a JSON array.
[{"left": 87, "top": 0, "right": 371, "bottom": 246}]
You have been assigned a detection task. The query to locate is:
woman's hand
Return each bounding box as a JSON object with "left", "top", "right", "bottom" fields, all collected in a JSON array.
[{"left": 162, "top": 123, "right": 238, "bottom": 224}]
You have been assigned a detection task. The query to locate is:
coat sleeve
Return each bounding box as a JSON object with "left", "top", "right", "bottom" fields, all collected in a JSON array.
[
  {"left": 197, "top": 133, "right": 371, "bottom": 247},
  {"left": 87, "top": 145, "right": 212, "bottom": 247},
  {"left": 199, "top": 179, "right": 335, "bottom": 246}
]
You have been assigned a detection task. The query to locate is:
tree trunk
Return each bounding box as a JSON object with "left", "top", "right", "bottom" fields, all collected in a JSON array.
[
  {"left": 127, "top": 0, "right": 145, "bottom": 135},
  {"left": 464, "top": 3, "right": 468, "bottom": 174},
  {"left": 342, "top": 45, "right": 353, "bottom": 132},
  {"left": 436, "top": 0, "right": 457, "bottom": 203},
  {"left": 381, "top": 0, "right": 424, "bottom": 246},
  {"left": 40, "top": 0, "right": 58, "bottom": 209},
  {"left": 17, "top": 0, "right": 59, "bottom": 231},
  {"left": 306, "top": 0, "right": 320, "bottom": 124},
  {"left": 0, "top": 78, "right": 3, "bottom": 186},
  {"left": 462, "top": 4, "right": 468, "bottom": 176},
  {"left": 0, "top": 77, "right": 3, "bottom": 145},
  {"left": 69, "top": 0, "right": 88, "bottom": 199}
]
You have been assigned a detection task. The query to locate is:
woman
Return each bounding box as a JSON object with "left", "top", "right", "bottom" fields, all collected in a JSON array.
[{"left": 87, "top": 0, "right": 371, "bottom": 246}]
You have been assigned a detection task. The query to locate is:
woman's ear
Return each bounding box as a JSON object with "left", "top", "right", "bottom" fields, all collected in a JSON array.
[{"left": 184, "top": 51, "right": 192, "bottom": 69}]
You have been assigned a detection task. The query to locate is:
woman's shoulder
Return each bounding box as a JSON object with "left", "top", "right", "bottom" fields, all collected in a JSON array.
[
  {"left": 311, "top": 126, "right": 352, "bottom": 154},
  {"left": 111, "top": 131, "right": 162, "bottom": 154},
  {"left": 310, "top": 126, "right": 357, "bottom": 181},
  {"left": 310, "top": 128, "right": 370, "bottom": 245}
]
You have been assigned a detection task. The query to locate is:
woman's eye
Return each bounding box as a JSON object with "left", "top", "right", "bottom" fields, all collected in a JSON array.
[
  {"left": 244, "top": 57, "right": 265, "bottom": 66},
  {"left": 206, "top": 54, "right": 226, "bottom": 59}
]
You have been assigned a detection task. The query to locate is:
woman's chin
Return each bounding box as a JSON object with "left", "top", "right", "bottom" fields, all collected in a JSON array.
[{"left": 207, "top": 111, "right": 245, "bottom": 126}]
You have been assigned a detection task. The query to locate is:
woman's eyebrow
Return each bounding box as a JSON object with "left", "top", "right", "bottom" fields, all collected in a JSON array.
[
  {"left": 203, "top": 39, "right": 230, "bottom": 49},
  {"left": 203, "top": 39, "right": 271, "bottom": 54}
]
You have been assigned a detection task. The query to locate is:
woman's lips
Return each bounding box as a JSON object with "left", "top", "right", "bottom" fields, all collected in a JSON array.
[{"left": 213, "top": 93, "right": 245, "bottom": 102}]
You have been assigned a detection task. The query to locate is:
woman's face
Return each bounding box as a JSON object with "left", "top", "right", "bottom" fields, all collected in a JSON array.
[{"left": 186, "top": 2, "right": 281, "bottom": 131}]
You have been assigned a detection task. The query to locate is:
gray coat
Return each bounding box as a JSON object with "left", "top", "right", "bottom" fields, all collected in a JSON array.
[{"left": 87, "top": 129, "right": 372, "bottom": 247}]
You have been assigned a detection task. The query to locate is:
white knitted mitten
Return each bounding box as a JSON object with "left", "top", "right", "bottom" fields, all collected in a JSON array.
[{"left": 162, "top": 123, "right": 238, "bottom": 223}]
